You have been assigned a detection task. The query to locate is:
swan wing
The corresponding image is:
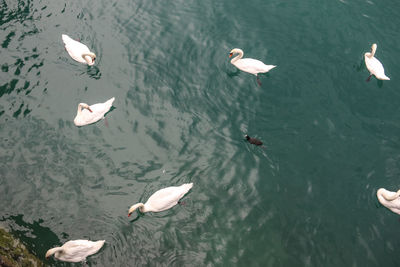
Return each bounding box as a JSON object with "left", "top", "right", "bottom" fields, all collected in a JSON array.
[
  {"left": 89, "top": 97, "right": 115, "bottom": 118},
  {"left": 62, "top": 34, "right": 91, "bottom": 64},
  {"left": 74, "top": 108, "right": 103, "bottom": 126},
  {"left": 233, "top": 58, "right": 276, "bottom": 75},
  {"left": 56, "top": 240, "right": 105, "bottom": 262},
  {"left": 145, "top": 183, "right": 193, "bottom": 212}
]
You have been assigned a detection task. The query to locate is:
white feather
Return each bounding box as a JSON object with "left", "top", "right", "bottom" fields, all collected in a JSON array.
[
  {"left": 377, "top": 188, "right": 400, "bottom": 215},
  {"left": 128, "top": 183, "right": 193, "bottom": 215},
  {"left": 364, "top": 43, "right": 390, "bottom": 80},
  {"left": 74, "top": 97, "right": 115, "bottom": 126},
  {"left": 62, "top": 34, "right": 96, "bottom": 66},
  {"left": 230, "top": 48, "right": 276, "bottom": 76},
  {"left": 45, "top": 240, "right": 105, "bottom": 262}
]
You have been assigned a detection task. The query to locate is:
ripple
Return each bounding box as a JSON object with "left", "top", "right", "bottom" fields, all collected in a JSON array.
[{"left": 1, "top": 0, "right": 400, "bottom": 266}]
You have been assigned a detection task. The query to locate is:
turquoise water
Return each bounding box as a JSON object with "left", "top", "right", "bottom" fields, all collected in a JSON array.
[{"left": 1, "top": 0, "right": 400, "bottom": 266}]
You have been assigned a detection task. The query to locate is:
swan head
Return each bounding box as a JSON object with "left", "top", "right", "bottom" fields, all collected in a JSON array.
[
  {"left": 377, "top": 188, "right": 385, "bottom": 198},
  {"left": 368, "top": 43, "right": 377, "bottom": 57},
  {"left": 45, "top": 250, "right": 52, "bottom": 258},
  {"left": 377, "top": 188, "right": 400, "bottom": 201},
  {"left": 45, "top": 247, "right": 62, "bottom": 258},
  {"left": 229, "top": 48, "right": 243, "bottom": 58},
  {"left": 82, "top": 52, "right": 96, "bottom": 66},
  {"left": 128, "top": 203, "right": 145, "bottom": 217},
  {"left": 79, "top": 103, "right": 93, "bottom": 113}
]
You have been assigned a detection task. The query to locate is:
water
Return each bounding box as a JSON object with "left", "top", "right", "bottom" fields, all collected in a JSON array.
[{"left": 1, "top": 0, "right": 400, "bottom": 266}]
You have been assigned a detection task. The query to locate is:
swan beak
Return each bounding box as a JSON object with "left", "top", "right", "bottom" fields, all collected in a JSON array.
[
  {"left": 128, "top": 212, "right": 132, "bottom": 217},
  {"left": 229, "top": 53, "right": 233, "bottom": 58},
  {"left": 88, "top": 107, "right": 93, "bottom": 113}
]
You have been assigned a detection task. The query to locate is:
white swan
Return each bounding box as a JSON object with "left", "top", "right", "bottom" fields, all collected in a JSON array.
[
  {"left": 74, "top": 97, "right": 115, "bottom": 126},
  {"left": 62, "top": 34, "right": 96, "bottom": 66},
  {"left": 377, "top": 188, "right": 400, "bottom": 215},
  {"left": 45, "top": 240, "right": 105, "bottom": 262},
  {"left": 364, "top": 43, "right": 390, "bottom": 81},
  {"left": 229, "top": 48, "right": 276, "bottom": 83},
  {"left": 128, "top": 183, "right": 193, "bottom": 216}
]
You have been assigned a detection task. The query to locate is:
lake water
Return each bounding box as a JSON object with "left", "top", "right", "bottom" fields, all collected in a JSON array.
[{"left": 1, "top": 0, "right": 400, "bottom": 266}]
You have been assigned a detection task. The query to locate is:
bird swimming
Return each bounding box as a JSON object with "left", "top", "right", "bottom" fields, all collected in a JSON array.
[
  {"left": 229, "top": 48, "right": 276, "bottom": 85},
  {"left": 45, "top": 239, "right": 105, "bottom": 263},
  {"left": 364, "top": 43, "right": 390, "bottom": 81},
  {"left": 62, "top": 34, "right": 96, "bottom": 66},
  {"left": 74, "top": 97, "right": 115, "bottom": 126},
  {"left": 128, "top": 183, "right": 193, "bottom": 216},
  {"left": 245, "top": 135, "right": 264, "bottom": 146}
]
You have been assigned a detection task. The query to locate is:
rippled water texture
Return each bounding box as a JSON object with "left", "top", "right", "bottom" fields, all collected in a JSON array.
[{"left": 1, "top": 0, "right": 400, "bottom": 266}]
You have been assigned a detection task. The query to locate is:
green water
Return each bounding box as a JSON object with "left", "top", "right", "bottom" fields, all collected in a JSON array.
[{"left": 1, "top": 0, "right": 400, "bottom": 266}]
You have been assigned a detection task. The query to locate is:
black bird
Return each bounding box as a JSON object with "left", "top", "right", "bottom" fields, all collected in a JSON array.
[{"left": 245, "top": 135, "right": 263, "bottom": 146}]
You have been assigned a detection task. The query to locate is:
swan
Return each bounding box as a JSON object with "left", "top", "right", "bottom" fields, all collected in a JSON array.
[
  {"left": 62, "top": 34, "right": 96, "bottom": 66},
  {"left": 364, "top": 43, "right": 390, "bottom": 81},
  {"left": 128, "top": 183, "right": 193, "bottom": 216},
  {"left": 74, "top": 97, "right": 115, "bottom": 126},
  {"left": 229, "top": 48, "right": 276, "bottom": 85},
  {"left": 45, "top": 239, "right": 105, "bottom": 262},
  {"left": 377, "top": 188, "right": 400, "bottom": 215}
]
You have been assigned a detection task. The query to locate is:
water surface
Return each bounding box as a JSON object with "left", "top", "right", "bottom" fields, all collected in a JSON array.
[{"left": 1, "top": 0, "right": 400, "bottom": 266}]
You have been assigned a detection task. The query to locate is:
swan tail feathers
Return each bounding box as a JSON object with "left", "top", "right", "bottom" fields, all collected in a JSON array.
[
  {"left": 105, "top": 97, "right": 115, "bottom": 109},
  {"left": 181, "top": 183, "right": 193, "bottom": 192},
  {"left": 87, "top": 240, "right": 105, "bottom": 255},
  {"left": 262, "top": 65, "right": 276, "bottom": 73},
  {"left": 107, "top": 97, "right": 115, "bottom": 105},
  {"left": 95, "top": 240, "right": 106, "bottom": 249},
  {"left": 61, "top": 34, "right": 72, "bottom": 44},
  {"left": 376, "top": 74, "right": 390, "bottom": 80}
]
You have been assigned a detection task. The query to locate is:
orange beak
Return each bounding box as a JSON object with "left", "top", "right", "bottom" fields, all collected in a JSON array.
[
  {"left": 88, "top": 107, "right": 93, "bottom": 113},
  {"left": 229, "top": 53, "right": 233, "bottom": 58}
]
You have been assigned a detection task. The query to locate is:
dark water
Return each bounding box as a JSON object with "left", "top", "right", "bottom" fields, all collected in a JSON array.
[{"left": 1, "top": 0, "right": 400, "bottom": 266}]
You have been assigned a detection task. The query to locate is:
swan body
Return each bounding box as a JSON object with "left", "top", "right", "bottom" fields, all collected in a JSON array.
[
  {"left": 128, "top": 183, "right": 193, "bottom": 216},
  {"left": 229, "top": 48, "right": 276, "bottom": 76},
  {"left": 74, "top": 97, "right": 115, "bottom": 126},
  {"left": 377, "top": 188, "right": 400, "bottom": 215},
  {"left": 364, "top": 43, "right": 390, "bottom": 81},
  {"left": 62, "top": 34, "right": 96, "bottom": 66},
  {"left": 45, "top": 240, "right": 105, "bottom": 262}
]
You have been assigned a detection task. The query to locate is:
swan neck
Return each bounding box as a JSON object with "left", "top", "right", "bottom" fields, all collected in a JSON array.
[
  {"left": 370, "top": 46, "right": 376, "bottom": 58},
  {"left": 46, "top": 247, "right": 63, "bottom": 258},
  {"left": 231, "top": 50, "right": 243, "bottom": 64},
  {"left": 381, "top": 189, "right": 400, "bottom": 201},
  {"left": 84, "top": 55, "right": 92, "bottom": 64},
  {"left": 130, "top": 203, "right": 145, "bottom": 213},
  {"left": 77, "top": 103, "right": 84, "bottom": 116},
  {"left": 82, "top": 52, "right": 96, "bottom": 65}
]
